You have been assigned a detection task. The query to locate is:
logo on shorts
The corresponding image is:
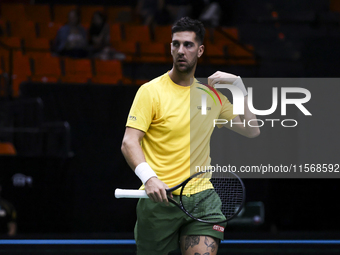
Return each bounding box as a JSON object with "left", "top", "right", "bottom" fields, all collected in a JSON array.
[{"left": 213, "top": 225, "right": 225, "bottom": 233}]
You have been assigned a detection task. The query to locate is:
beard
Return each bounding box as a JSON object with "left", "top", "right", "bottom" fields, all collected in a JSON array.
[{"left": 174, "top": 57, "right": 197, "bottom": 74}]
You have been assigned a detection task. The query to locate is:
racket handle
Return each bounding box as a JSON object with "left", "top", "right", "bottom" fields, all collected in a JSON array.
[{"left": 114, "top": 188, "right": 149, "bottom": 199}]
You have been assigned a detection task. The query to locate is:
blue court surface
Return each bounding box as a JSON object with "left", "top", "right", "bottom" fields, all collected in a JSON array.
[{"left": 1, "top": 237, "right": 340, "bottom": 254}]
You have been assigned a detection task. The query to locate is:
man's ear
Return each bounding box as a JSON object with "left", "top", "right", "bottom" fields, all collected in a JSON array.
[{"left": 198, "top": 45, "right": 204, "bottom": 58}]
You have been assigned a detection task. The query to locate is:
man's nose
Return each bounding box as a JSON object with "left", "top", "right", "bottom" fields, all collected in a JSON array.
[{"left": 178, "top": 44, "right": 184, "bottom": 55}]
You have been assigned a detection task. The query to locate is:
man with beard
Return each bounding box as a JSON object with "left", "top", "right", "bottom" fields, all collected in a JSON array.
[{"left": 121, "top": 17, "right": 259, "bottom": 255}]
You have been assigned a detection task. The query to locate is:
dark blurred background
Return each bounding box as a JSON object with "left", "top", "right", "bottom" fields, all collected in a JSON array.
[{"left": 0, "top": 0, "right": 340, "bottom": 241}]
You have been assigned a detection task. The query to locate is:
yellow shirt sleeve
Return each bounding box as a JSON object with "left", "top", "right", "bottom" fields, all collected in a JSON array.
[{"left": 126, "top": 85, "right": 155, "bottom": 132}]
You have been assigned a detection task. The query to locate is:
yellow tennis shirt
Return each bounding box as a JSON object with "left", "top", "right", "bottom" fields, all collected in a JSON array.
[{"left": 126, "top": 72, "right": 237, "bottom": 195}]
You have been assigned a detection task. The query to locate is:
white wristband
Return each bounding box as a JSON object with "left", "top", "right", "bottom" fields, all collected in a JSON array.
[
  {"left": 233, "top": 76, "right": 248, "bottom": 96},
  {"left": 135, "top": 162, "right": 158, "bottom": 184}
]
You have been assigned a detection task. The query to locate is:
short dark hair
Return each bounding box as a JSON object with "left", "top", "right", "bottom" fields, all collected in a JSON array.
[{"left": 171, "top": 17, "right": 205, "bottom": 45}]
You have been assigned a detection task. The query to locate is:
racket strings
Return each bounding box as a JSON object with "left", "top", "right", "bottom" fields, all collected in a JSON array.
[
  {"left": 181, "top": 172, "right": 245, "bottom": 223},
  {"left": 186, "top": 190, "right": 215, "bottom": 215},
  {"left": 214, "top": 177, "right": 244, "bottom": 218}
]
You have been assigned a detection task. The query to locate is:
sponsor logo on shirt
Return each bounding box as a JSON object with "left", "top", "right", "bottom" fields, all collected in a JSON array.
[
  {"left": 129, "top": 115, "right": 137, "bottom": 121},
  {"left": 197, "top": 106, "right": 211, "bottom": 111},
  {"left": 213, "top": 225, "right": 225, "bottom": 232}
]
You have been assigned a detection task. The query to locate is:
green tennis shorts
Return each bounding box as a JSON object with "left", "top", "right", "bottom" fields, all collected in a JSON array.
[{"left": 134, "top": 189, "right": 227, "bottom": 255}]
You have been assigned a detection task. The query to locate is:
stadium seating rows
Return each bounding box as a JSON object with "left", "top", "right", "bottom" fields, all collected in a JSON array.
[
  {"left": 0, "top": 4, "right": 134, "bottom": 24},
  {"left": 0, "top": 3, "right": 257, "bottom": 97},
  {"left": 6, "top": 50, "right": 136, "bottom": 97}
]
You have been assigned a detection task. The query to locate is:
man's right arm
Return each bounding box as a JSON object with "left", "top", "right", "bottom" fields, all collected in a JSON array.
[
  {"left": 121, "top": 127, "right": 147, "bottom": 170},
  {"left": 121, "top": 127, "right": 171, "bottom": 205}
]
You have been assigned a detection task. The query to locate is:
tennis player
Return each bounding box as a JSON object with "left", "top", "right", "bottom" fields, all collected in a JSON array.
[{"left": 121, "top": 17, "right": 260, "bottom": 255}]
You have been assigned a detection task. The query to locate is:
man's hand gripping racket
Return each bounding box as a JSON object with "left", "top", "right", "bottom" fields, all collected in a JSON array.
[{"left": 115, "top": 171, "right": 245, "bottom": 224}]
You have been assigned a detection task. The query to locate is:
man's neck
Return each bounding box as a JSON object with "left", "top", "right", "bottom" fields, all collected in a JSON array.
[{"left": 168, "top": 67, "right": 196, "bottom": 87}]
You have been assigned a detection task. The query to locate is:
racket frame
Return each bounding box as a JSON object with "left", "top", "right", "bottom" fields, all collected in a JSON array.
[
  {"left": 115, "top": 171, "right": 246, "bottom": 224},
  {"left": 167, "top": 171, "right": 246, "bottom": 224}
]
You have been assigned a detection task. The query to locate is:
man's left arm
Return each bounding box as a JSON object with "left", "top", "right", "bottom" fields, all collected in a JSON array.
[{"left": 208, "top": 71, "right": 260, "bottom": 138}]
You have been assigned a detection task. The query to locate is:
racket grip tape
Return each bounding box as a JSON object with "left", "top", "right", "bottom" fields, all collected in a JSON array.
[{"left": 114, "top": 189, "right": 149, "bottom": 199}]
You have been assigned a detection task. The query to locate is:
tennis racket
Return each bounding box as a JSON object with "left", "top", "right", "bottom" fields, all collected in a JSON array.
[{"left": 115, "top": 171, "right": 245, "bottom": 224}]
